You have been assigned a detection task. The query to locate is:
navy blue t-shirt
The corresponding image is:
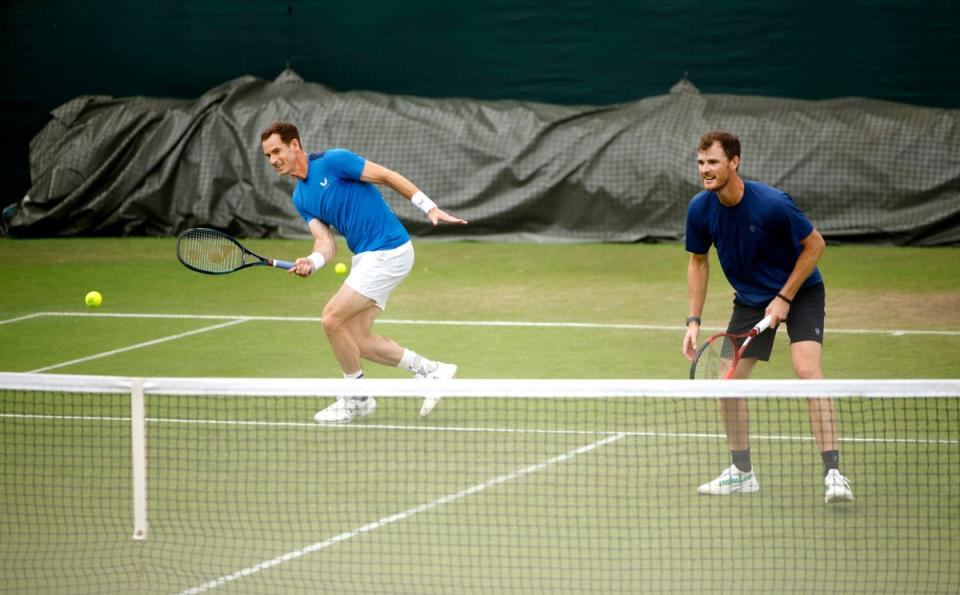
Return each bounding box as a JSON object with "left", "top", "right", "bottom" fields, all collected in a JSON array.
[
  {"left": 293, "top": 149, "right": 410, "bottom": 254},
  {"left": 685, "top": 181, "right": 822, "bottom": 306}
]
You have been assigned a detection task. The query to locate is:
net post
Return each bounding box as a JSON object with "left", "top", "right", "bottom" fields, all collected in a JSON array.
[{"left": 130, "top": 377, "right": 148, "bottom": 541}]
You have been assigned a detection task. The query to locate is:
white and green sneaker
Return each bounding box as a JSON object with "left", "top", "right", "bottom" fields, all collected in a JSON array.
[
  {"left": 314, "top": 397, "right": 376, "bottom": 424},
  {"left": 824, "top": 469, "right": 854, "bottom": 503},
  {"left": 417, "top": 362, "right": 457, "bottom": 418},
  {"left": 698, "top": 464, "right": 760, "bottom": 495}
]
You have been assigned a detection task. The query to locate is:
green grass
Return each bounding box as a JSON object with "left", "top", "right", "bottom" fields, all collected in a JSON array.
[
  {"left": 1, "top": 237, "right": 959, "bottom": 377},
  {"left": 1, "top": 237, "right": 959, "bottom": 593}
]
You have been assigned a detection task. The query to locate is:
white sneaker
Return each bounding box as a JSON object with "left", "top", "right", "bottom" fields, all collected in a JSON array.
[
  {"left": 824, "top": 469, "right": 854, "bottom": 503},
  {"left": 314, "top": 397, "right": 376, "bottom": 424},
  {"left": 697, "top": 464, "right": 760, "bottom": 495},
  {"left": 418, "top": 362, "right": 457, "bottom": 418}
]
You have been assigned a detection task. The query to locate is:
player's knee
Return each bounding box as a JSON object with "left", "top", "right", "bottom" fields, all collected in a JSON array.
[
  {"left": 321, "top": 310, "right": 345, "bottom": 336},
  {"left": 793, "top": 363, "right": 822, "bottom": 380}
]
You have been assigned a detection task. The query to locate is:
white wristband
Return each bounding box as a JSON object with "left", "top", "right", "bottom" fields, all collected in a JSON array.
[
  {"left": 410, "top": 191, "right": 437, "bottom": 215},
  {"left": 306, "top": 252, "right": 326, "bottom": 270}
]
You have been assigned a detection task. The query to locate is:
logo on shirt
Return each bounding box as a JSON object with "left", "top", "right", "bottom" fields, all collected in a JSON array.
[{"left": 319, "top": 177, "right": 329, "bottom": 188}]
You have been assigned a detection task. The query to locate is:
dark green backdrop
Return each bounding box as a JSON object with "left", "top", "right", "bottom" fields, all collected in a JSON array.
[{"left": 2, "top": 0, "right": 958, "bottom": 209}]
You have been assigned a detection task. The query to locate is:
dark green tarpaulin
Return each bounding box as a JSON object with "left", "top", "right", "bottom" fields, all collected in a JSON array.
[{"left": 6, "top": 70, "right": 959, "bottom": 245}]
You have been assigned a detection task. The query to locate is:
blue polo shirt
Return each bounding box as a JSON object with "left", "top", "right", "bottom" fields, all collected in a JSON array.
[
  {"left": 292, "top": 149, "right": 410, "bottom": 254},
  {"left": 685, "top": 181, "right": 823, "bottom": 306}
]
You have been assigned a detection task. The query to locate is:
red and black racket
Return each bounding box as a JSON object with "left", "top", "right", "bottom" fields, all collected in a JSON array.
[{"left": 690, "top": 315, "right": 773, "bottom": 380}]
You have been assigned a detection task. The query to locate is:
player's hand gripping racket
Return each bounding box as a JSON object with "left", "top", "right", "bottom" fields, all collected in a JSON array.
[
  {"left": 689, "top": 315, "right": 773, "bottom": 380},
  {"left": 176, "top": 228, "right": 294, "bottom": 275}
]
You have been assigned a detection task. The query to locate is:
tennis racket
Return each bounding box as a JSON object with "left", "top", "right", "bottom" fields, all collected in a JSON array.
[
  {"left": 689, "top": 315, "right": 773, "bottom": 380},
  {"left": 176, "top": 228, "right": 294, "bottom": 275}
]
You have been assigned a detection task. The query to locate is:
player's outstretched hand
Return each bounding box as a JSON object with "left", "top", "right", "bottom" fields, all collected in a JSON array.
[{"left": 429, "top": 207, "right": 468, "bottom": 226}]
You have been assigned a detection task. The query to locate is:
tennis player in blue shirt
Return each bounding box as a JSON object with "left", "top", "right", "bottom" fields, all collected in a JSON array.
[
  {"left": 682, "top": 131, "right": 853, "bottom": 504},
  {"left": 261, "top": 122, "right": 467, "bottom": 423}
]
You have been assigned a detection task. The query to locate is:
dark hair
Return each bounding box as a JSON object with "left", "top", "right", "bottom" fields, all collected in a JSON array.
[
  {"left": 260, "top": 121, "right": 301, "bottom": 145},
  {"left": 698, "top": 131, "right": 741, "bottom": 161}
]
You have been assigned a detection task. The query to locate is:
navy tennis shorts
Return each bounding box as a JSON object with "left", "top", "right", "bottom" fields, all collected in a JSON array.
[{"left": 727, "top": 283, "right": 825, "bottom": 361}]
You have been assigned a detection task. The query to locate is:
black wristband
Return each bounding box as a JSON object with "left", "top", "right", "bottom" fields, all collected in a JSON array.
[
  {"left": 685, "top": 316, "right": 702, "bottom": 326},
  {"left": 776, "top": 293, "right": 793, "bottom": 304}
]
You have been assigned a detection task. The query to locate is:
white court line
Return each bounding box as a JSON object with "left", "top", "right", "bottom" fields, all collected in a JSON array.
[
  {"left": 177, "top": 432, "right": 628, "bottom": 594},
  {"left": 4, "top": 311, "right": 960, "bottom": 336},
  {"left": 0, "top": 312, "right": 46, "bottom": 326},
  {"left": 26, "top": 319, "right": 249, "bottom": 373},
  {"left": 3, "top": 413, "right": 956, "bottom": 446}
]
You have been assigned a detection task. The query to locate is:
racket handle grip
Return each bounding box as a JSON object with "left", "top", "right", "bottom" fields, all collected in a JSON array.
[
  {"left": 755, "top": 314, "right": 774, "bottom": 334},
  {"left": 271, "top": 259, "right": 295, "bottom": 270}
]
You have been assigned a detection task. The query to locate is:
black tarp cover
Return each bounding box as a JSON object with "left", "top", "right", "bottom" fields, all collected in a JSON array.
[{"left": 6, "top": 69, "right": 959, "bottom": 245}]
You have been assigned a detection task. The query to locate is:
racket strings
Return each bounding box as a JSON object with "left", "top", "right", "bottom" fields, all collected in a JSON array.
[
  {"left": 178, "top": 230, "right": 245, "bottom": 273},
  {"left": 692, "top": 336, "right": 739, "bottom": 380}
]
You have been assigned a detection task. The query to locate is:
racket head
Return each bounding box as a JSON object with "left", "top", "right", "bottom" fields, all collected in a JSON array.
[
  {"left": 689, "top": 334, "right": 739, "bottom": 380},
  {"left": 176, "top": 228, "right": 264, "bottom": 275},
  {"left": 689, "top": 315, "right": 775, "bottom": 380}
]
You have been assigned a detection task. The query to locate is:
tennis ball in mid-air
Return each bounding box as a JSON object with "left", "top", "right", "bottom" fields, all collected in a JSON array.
[
  {"left": 335, "top": 263, "right": 347, "bottom": 275},
  {"left": 84, "top": 291, "right": 103, "bottom": 308}
]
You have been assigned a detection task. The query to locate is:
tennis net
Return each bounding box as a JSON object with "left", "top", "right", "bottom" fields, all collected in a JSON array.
[{"left": 2, "top": 372, "right": 958, "bottom": 593}]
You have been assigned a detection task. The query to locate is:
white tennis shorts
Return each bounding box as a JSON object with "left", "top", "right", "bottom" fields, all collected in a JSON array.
[{"left": 344, "top": 241, "right": 414, "bottom": 310}]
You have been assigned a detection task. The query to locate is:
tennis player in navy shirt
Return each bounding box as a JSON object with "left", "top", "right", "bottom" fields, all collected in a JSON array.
[
  {"left": 261, "top": 121, "right": 467, "bottom": 423},
  {"left": 682, "top": 131, "right": 853, "bottom": 503}
]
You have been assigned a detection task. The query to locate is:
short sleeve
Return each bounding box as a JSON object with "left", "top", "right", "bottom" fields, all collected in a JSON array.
[
  {"left": 323, "top": 148, "right": 365, "bottom": 181},
  {"left": 780, "top": 192, "right": 814, "bottom": 242},
  {"left": 292, "top": 186, "right": 315, "bottom": 224},
  {"left": 684, "top": 195, "right": 712, "bottom": 254}
]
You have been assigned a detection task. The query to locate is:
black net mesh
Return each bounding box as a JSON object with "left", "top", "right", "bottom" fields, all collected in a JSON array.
[{"left": 3, "top": 379, "right": 959, "bottom": 593}]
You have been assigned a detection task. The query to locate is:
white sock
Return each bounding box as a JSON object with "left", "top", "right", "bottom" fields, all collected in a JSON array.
[
  {"left": 398, "top": 349, "right": 438, "bottom": 376},
  {"left": 342, "top": 369, "right": 367, "bottom": 401}
]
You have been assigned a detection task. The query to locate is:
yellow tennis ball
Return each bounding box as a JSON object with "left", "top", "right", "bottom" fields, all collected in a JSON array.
[
  {"left": 84, "top": 291, "right": 103, "bottom": 308},
  {"left": 335, "top": 263, "right": 347, "bottom": 275}
]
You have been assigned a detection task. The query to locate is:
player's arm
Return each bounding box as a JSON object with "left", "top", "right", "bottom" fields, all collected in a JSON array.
[
  {"left": 766, "top": 228, "right": 825, "bottom": 323},
  {"left": 683, "top": 252, "right": 709, "bottom": 361},
  {"left": 359, "top": 160, "right": 467, "bottom": 226},
  {"left": 290, "top": 218, "right": 337, "bottom": 277}
]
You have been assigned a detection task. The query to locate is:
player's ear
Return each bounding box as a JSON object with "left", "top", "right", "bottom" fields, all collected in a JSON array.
[
  {"left": 290, "top": 138, "right": 302, "bottom": 151},
  {"left": 730, "top": 155, "right": 740, "bottom": 171}
]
